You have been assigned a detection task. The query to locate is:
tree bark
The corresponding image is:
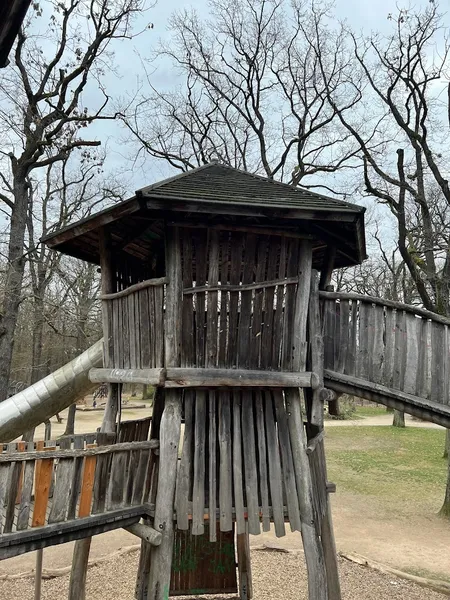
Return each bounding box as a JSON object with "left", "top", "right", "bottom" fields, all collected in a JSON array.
[
  {"left": 393, "top": 410, "right": 405, "bottom": 428},
  {"left": 63, "top": 404, "right": 77, "bottom": 436},
  {"left": 444, "top": 429, "right": 450, "bottom": 459},
  {"left": 0, "top": 172, "right": 29, "bottom": 401},
  {"left": 439, "top": 454, "right": 450, "bottom": 519}
]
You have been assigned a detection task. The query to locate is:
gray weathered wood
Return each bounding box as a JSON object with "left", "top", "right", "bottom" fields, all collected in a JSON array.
[
  {"left": 101, "top": 277, "right": 168, "bottom": 300},
  {"left": 164, "top": 368, "right": 315, "bottom": 388},
  {"left": 68, "top": 537, "right": 92, "bottom": 600},
  {"left": 192, "top": 391, "right": 206, "bottom": 535},
  {"left": 48, "top": 458, "right": 74, "bottom": 523},
  {"left": 208, "top": 390, "right": 217, "bottom": 542},
  {"left": 125, "top": 522, "right": 162, "bottom": 546},
  {"left": 175, "top": 391, "right": 193, "bottom": 530},
  {"left": 241, "top": 391, "right": 261, "bottom": 535},
  {"left": 263, "top": 392, "right": 285, "bottom": 537},
  {"left": 273, "top": 390, "right": 301, "bottom": 533},
  {"left": 218, "top": 391, "right": 233, "bottom": 532},
  {"left": 232, "top": 391, "right": 246, "bottom": 536},
  {"left": 404, "top": 314, "right": 419, "bottom": 395},
  {"left": 255, "top": 391, "right": 270, "bottom": 532},
  {"left": 89, "top": 367, "right": 165, "bottom": 385},
  {"left": 17, "top": 457, "right": 35, "bottom": 531}
]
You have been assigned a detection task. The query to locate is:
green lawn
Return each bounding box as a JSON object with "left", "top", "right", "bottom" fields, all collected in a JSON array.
[
  {"left": 354, "top": 405, "right": 389, "bottom": 418},
  {"left": 325, "top": 425, "right": 448, "bottom": 515}
]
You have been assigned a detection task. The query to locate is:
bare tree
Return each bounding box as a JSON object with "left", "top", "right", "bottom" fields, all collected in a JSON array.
[
  {"left": 126, "top": 0, "right": 358, "bottom": 191},
  {"left": 0, "top": 0, "right": 147, "bottom": 401},
  {"left": 317, "top": 2, "right": 450, "bottom": 514}
]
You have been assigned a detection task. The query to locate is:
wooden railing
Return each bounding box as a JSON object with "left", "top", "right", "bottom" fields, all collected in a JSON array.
[
  {"left": 320, "top": 291, "right": 450, "bottom": 406},
  {"left": 0, "top": 440, "right": 157, "bottom": 547},
  {"left": 101, "top": 277, "right": 166, "bottom": 370}
]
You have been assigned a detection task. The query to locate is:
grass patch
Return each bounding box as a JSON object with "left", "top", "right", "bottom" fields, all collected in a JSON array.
[
  {"left": 354, "top": 405, "right": 388, "bottom": 418},
  {"left": 325, "top": 426, "right": 447, "bottom": 514}
]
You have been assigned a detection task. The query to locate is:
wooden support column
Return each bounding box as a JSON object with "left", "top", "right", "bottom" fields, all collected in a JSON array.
[
  {"left": 148, "top": 225, "right": 182, "bottom": 600},
  {"left": 286, "top": 240, "right": 328, "bottom": 600},
  {"left": 99, "top": 226, "right": 120, "bottom": 433},
  {"left": 237, "top": 522, "right": 253, "bottom": 599},
  {"left": 69, "top": 235, "right": 118, "bottom": 600}
]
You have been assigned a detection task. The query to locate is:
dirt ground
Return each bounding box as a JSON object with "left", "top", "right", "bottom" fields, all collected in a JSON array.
[
  {"left": 1, "top": 548, "right": 447, "bottom": 600},
  {"left": 3, "top": 410, "right": 449, "bottom": 591}
]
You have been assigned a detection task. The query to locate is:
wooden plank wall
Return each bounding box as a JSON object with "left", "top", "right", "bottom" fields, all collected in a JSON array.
[
  {"left": 0, "top": 441, "right": 155, "bottom": 540},
  {"left": 322, "top": 296, "right": 450, "bottom": 405},
  {"left": 103, "top": 282, "right": 165, "bottom": 371},
  {"left": 175, "top": 229, "right": 311, "bottom": 538}
]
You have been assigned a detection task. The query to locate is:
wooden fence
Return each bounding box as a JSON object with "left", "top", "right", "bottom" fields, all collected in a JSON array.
[
  {"left": 0, "top": 440, "right": 157, "bottom": 540},
  {"left": 101, "top": 278, "right": 165, "bottom": 370},
  {"left": 321, "top": 292, "right": 450, "bottom": 406}
]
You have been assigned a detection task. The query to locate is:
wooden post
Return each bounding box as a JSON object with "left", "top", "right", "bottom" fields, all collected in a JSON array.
[
  {"left": 68, "top": 538, "right": 92, "bottom": 600},
  {"left": 98, "top": 226, "right": 120, "bottom": 433},
  {"left": 286, "top": 240, "right": 328, "bottom": 600},
  {"left": 148, "top": 225, "right": 182, "bottom": 600},
  {"left": 237, "top": 522, "right": 253, "bottom": 599}
]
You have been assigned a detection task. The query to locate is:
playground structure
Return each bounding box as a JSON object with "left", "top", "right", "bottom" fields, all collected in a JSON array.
[{"left": 0, "top": 162, "right": 449, "bottom": 600}]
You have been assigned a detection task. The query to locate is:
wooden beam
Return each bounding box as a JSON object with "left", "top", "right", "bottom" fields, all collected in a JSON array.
[
  {"left": 0, "top": 508, "right": 144, "bottom": 559},
  {"left": 183, "top": 276, "right": 299, "bottom": 295},
  {"left": 101, "top": 277, "right": 168, "bottom": 301},
  {"left": 164, "top": 368, "right": 318, "bottom": 389},
  {"left": 325, "top": 370, "right": 450, "bottom": 428},
  {"left": 319, "top": 246, "right": 336, "bottom": 291},
  {"left": 89, "top": 368, "right": 165, "bottom": 386},
  {"left": 124, "top": 522, "right": 162, "bottom": 546}
]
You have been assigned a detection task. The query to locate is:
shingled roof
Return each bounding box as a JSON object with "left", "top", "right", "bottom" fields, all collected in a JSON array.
[
  {"left": 139, "top": 162, "right": 363, "bottom": 214},
  {"left": 43, "top": 162, "right": 366, "bottom": 269}
]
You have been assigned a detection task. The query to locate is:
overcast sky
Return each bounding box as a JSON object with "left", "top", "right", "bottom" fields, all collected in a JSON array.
[{"left": 90, "top": 0, "right": 435, "bottom": 193}]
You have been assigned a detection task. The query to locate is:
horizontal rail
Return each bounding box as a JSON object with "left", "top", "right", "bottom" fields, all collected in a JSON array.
[
  {"left": 320, "top": 290, "right": 450, "bottom": 325},
  {"left": 101, "top": 277, "right": 167, "bottom": 300},
  {"left": 183, "top": 276, "right": 299, "bottom": 295},
  {"left": 90, "top": 367, "right": 319, "bottom": 389},
  {"left": 325, "top": 370, "right": 450, "bottom": 429},
  {"left": 0, "top": 440, "right": 158, "bottom": 462}
]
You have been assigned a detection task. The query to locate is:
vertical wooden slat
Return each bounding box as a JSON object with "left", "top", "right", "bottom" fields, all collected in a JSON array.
[
  {"left": 404, "top": 313, "right": 419, "bottom": 395},
  {"left": 383, "top": 307, "right": 395, "bottom": 387},
  {"left": 241, "top": 390, "right": 260, "bottom": 535},
  {"left": 323, "top": 300, "right": 336, "bottom": 371},
  {"left": 218, "top": 391, "right": 232, "bottom": 532},
  {"left": 372, "top": 305, "right": 385, "bottom": 384},
  {"left": 175, "top": 391, "right": 193, "bottom": 530},
  {"left": 128, "top": 293, "right": 137, "bottom": 369},
  {"left": 0, "top": 462, "right": 11, "bottom": 534},
  {"left": 154, "top": 284, "right": 165, "bottom": 367},
  {"left": 250, "top": 236, "right": 269, "bottom": 369},
  {"left": 181, "top": 232, "right": 195, "bottom": 368},
  {"left": 232, "top": 391, "right": 245, "bottom": 536},
  {"left": 206, "top": 230, "right": 220, "bottom": 368},
  {"left": 431, "top": 320, "right": 446, "bottom": 404},
  {"left": 17, "top": 445, "right": 35, "bottom": 531},
  {"left": 32, "top": 456, "right": 54, "bottom": 527},
  {"left": 255, "top": 390, "right": 270, "bottom": 532},
  {"left": 227, "top": 232, "right": 244, "bottom": 366},
  {"left": 416, "top": 318, "right": 429, "bottom": 398},
  {"left": 261, "top": 237, "right": 278, "bottom": 370},
  {"left": 106, "top": 451, "right": 127, "bottom": 510},
  {"left": 237, "top": 234, "right": 257, "bottom": 368},
  {"left": 273, "top": 238, "right": 287, "bottom": 369},
  {"left": 218, "top": 234, "right": 229, "bottom": 367},
  {"left": 48, "top": 458, "right": 74, "bottom": 523},
  {"left": 264, "top": 391, "right": 285, "bottom": 537},
  {"left": 122, "top": 296, "right": 130, "bottom": 369},
  {"left": 273, "top": 391, "right": 301, "bottom": 532},
  {"left": 208, "top": 390, "right": 217, "bottom": 542},
  {"left": 393, "top": 310, "right": 407, "bottom": 391},
  {"left": 140, "top": 287, "right": 151, "bottom": 369},
  {"left": 192, "top": 392, "right": 206, "bottom": 535},
  {"left": 357, "top": 302, "right": 370, "bottom": 379},
  {"left": 336, "top": 300, "right": 350, "bottom": 374},
  {"left": 78, "top": 447, "right": 97, "bottom": 518},
  {"left": 282, "top": 239, "right": 300, "bottom": 371},
  {"left": 345, "top": 301, "right": 358, "bottom": 376}
]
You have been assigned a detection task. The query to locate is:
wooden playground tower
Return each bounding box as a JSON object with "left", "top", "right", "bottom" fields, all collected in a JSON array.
[{"left": 2, "top": 162, "right": 450, "bottom": 600}]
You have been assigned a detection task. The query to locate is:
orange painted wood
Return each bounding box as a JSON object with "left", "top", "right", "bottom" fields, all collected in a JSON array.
[
  {"left": 31, "top": 455, "right": 54, "bottom": 527},
  {"left": 33, "top": 440, "right": 45, "bottom": 488},
  {"left": 78, "top": 445, "right": 97, "bottom": 518}
]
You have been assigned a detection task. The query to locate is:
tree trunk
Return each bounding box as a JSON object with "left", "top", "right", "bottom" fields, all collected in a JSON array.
[
  {"left": 444, "top": 429, "right": 450, "bottom": 459},
  {"left": 63, "top": 404, "right": 77, "bottom": 436},
  {"left": 0, "top": 173, "right": 29, "bottom": 401},
  {"left": 393, "top": 410, "right": 405, "bottom": 428},
  {"left": 439, "top": 454, "right": 450, "bottom": 519}
]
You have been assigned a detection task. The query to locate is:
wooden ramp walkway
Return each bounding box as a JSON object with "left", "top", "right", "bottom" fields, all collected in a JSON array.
[{"left": 320, "top": 291, "right": 450, "bottom": 427}]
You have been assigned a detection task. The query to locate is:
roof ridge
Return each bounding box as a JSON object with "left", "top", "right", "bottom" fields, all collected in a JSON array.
[{"left": 137, "top": 161, "right": 363, "bottom": 212}]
